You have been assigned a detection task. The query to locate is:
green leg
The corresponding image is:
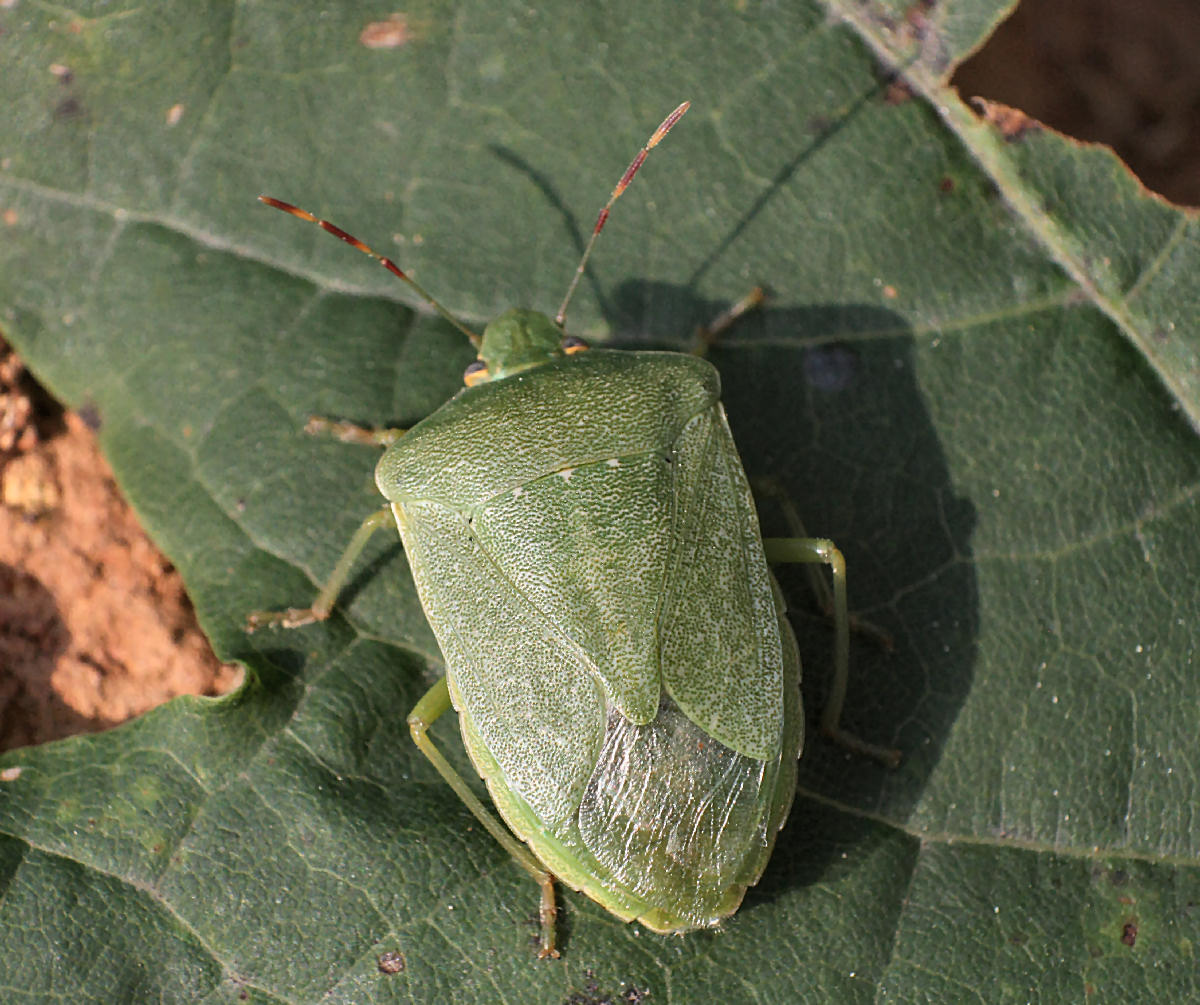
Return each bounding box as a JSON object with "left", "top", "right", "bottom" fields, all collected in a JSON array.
[
  {"left": 408, "top": 677, "right": 560, "bottom": 959},
  {"left": 758, "top": 479, "right": 894, "bottom": 651},
  {"left": 763, "top": 534, "right": 901, "bottom": 768},
  {"left": 245, "top": 413, "right": 407, "bottom": 631},
  {"left": 246, "top": 506, "right": 394, "bottom": 630}
]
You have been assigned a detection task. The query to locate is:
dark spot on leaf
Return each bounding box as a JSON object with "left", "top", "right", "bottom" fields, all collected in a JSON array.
[
  {"left": 804, "top": 343, "right": 859, "bottom": 392},
  {"left": 1121, "top": 919, "right": 1138, "bottom": 947},
  {"left": 884, "top": 79, "right": 916, "bottom": 105},
  {"left": 562, "top": 976, "right": 650, "bottom": 1005},
  {"left": 377, "top": 950, "right": 406, "bottom": 974},
  {"left": 939, "top": 176, "right": 955, "bottom": 193},
  {"left": 1109, "top": 868, "right": 1129, "bottom": 885},
  {"left": 872, "top": 61, "right": 915, "bottom": 106},
  {"left": 54, "top": 97, "right": 84, "bottom": 121}
]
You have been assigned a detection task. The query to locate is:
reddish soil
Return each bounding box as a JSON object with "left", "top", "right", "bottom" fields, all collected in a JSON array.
[{"left": 0, "top": 339, "right": 238, "bottom": 750}]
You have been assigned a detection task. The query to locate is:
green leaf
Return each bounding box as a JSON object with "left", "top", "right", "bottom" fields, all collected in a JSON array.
[{"left": 2, "top": 1, "right": 1198, "bottom": 1001}]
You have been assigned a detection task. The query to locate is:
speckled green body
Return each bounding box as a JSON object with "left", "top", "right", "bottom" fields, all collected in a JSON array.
[{"left": 375, "top": 310, "right": 803, "bottom": 930}]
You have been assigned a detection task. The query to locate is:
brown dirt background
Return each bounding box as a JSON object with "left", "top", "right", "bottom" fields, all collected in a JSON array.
[
  {"left": 2, "top": 0, "right": 1197, "bottom": 752},
  {"left": 954, "top": 0, "right": 1200, "bottom": 207},
  {"left": 0, "top": 342, "right": 240, "bottom": 750}
]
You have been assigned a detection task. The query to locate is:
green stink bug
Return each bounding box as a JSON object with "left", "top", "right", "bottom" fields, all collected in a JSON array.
[{"left": 249, "top": 102, "right": 899, "bottom": 958}]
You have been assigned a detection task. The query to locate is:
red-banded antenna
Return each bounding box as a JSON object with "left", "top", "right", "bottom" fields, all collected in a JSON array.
[
  {"left": 554, "top": 101, "right": 690, "bottom": 328},
  {"left": 259, "top": 195, "right": 481, "bottom": 347}
]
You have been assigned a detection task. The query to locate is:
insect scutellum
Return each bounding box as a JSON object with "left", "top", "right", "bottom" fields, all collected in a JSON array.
[{"left": 258, "top": 101, "right": 690, "bottom": 387}]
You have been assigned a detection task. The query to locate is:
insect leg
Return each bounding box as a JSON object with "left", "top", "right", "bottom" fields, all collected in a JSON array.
[
  {"left": 692, "top": 286, "right": 767, "bottom": 355},
  {"left": 408, "top": 677, "right": 561, "bottom": 959},
  {"left": 762, "top": 535, "right": 901, "bottom": 768},
  {"left": 303, "top": 415, "right": 407, "bottom": 446},
  {"left": 245, "top": 506, "right": 394, "bottom": 631},
  {"left": 756, "top": 479, "right": 894, "bottom": 651}
]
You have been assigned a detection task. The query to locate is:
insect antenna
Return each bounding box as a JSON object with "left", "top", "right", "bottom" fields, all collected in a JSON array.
[
  {"left": 258, "top": 195, "right": 482, "bottom": 347},
  {"left": 554, "top": 101, "right": 690, "bottom": 329}
]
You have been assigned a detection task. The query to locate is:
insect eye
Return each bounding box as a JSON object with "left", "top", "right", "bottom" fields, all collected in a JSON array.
[
  {"left": 561, "top": 335, "right": 589, "bottom": 355},
  {"left": 463, "top": 360, "right": 489, "bottom": 386}
]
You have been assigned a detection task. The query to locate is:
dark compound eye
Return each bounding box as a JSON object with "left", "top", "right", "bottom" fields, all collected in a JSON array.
[
  {"left": 463, "top": 359, "right": 489, "bottom": 386},
  {"left": 561, "top": 335, "right": 589, "bottom": 354}
]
